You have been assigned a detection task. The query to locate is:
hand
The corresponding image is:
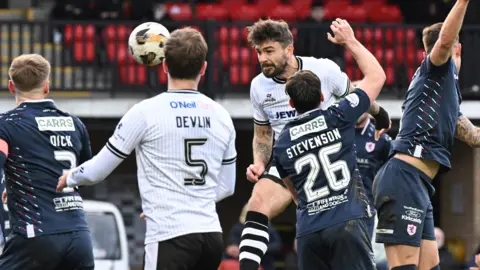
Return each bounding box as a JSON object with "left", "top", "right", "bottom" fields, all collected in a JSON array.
[
  {"left": 226, "top": 245, "right": 240, "bottom": 258},
  {"left": 470, "top": 254, "right": 480, "bottom": 270},
  {"left": 375, "top": 120, "right": 391, "bottom": 141},
  {"left": 246, "top": 163, "right": 265, "bottom": 183},
  {"left": 327, "top": 18, "right": 356, "bottom": 45},
  {"left": 2, "top": 190, "right": 6, "bottom": 204},
  {"left": 56, "top": 171, "right": 70, "bottom": 192},
  {"left": 140, "top": 213, "right": 145, "bottom": 220}
]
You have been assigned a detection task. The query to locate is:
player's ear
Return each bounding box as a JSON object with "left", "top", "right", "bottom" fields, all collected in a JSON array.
[
  {"left": 8, "top": 80, "right": 15, "bottom": 95},
  {"left": 286, "top": 44, "right": 294, "bottom": 57},
  {"left": 199, "top": 61, "right": 207, "bottom": 76},
  {"left": 321, "top": 93, "right": 324, "bottom": 102},
  {"left": 423, "top": 51, "right": 426, "bottom": 59},
  {"left": 288, "top": 99, "right": 295, "bottom": 108},
  {"left": 43, "top": 80, "right": 50, "bottom": 95},
  {"left": 162, "top": 61, "right": 168, "bottom": 75}
]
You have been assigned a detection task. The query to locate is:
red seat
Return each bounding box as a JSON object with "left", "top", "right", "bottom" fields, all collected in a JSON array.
[
  {"left": 230, "top": 4, "right": 262, "bottom": 21},
  {"left": 355, "top": 28, "right": 373, "bottom": 44},
  {"left": 73, "top": 41, "right": 95, "bottom": 63},
  {"left": 158, "top": 66, "right": 168, "bottom": 84},
  {"left": 64, "top": 25, "right": 73, "bottom": 46},
  {"left": 267, "top": 4, "right": 297, "bottom": 22},
  {"left": 396, "top": 28, "right": 416, "bottom": 44},
  {"left": 230, "top": 65, "right": 253, "bottom": 85},
  {"left": 323, "top": 3, "right": 344, "bottom": 21},
  {"left": 369, "top": 5, "right": 403, "bottom": 23},
  {"left": 416, "top": 49, "right": 425, "bottom": 65},
  {"left": 84, "top": 24, "right": 95, "bottom": 42},
  {"left": 166, "top": 3, "right": 193, "bottom": 21},
  {"left": 344, "top": 5, "right": 367, "bottom": 23},
  {"left": 119, "top": 65, "right": 146, "bottom": 85},
  {"left": 374, "top": 48, "right": 394, "bottom": 67},
  {"left": 196, "top": 4, "right": 228, "bottom": 21},
  {"left": 385, "top": 66, "right": 395, "bottom": 85},
  {"left": 344, "top": 50, "right": 354, "bottom": 65},
  {"left": 117, "top": 25, "right": 130, "bottom": 41},
  {"left": 219, "top": 45, "right": 257, "bottom": 66},
  {"left": 294, "top": 0, "right": 312, "bottom": 20},
  {"left": 73, "top": 25, "right": 84, "bottom": 41},
  {"left": 217, "top": 27, "right": 247, "bottom": 45}
]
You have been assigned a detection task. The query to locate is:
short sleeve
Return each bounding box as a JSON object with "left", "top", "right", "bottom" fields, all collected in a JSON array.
[
  {"left": 250, "top": 83, "right": 270, "bottom": 126},
  {"left": 320, "top": 58, "right": 350, "bottom": 98},
  {"left": 426, "top": 54, "right": 451, "bottom": 74},
  {"left": 222, "top": 120, "right": 237, "bottom": 165},
  {"left": 329, "top": 88, "right": 371, "bottom": 125},
  {"left": 107, "top": 104, "right": 147, "bottom": 159},
  {"left": 378, "top": 134, "right": 392, "bottom": 163}
]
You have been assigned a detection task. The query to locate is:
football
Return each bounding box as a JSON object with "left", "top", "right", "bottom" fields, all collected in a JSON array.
[{"left": 128, "top": 22, "right": 170, "bottom": 66}]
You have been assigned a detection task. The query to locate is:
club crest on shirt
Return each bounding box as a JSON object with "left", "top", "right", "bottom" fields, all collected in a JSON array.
[{"left": 365, "top": 142, "right": 375, "bottom": 152}]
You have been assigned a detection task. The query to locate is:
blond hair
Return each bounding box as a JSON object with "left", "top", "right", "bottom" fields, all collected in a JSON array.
[{"left": 9, "top": 54, "right": 50, "bottom": 92}]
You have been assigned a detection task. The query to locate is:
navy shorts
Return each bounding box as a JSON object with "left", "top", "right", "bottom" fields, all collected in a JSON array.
[
  {"left": 0, "top": 230, "right": 94, "bottom": 270},
  {"left": 373, "top": 158, "right": 436, "bottom": 247},
  {"left": 259, "top": 162, "right": 286, "bottom": 187},
  {"left": 296, "top": 218, "right": 376, "bottom": 270}
]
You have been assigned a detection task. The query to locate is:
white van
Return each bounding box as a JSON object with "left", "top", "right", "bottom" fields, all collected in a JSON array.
[{"left": 84, "top": 200, "right": 130, "bottom": 270}]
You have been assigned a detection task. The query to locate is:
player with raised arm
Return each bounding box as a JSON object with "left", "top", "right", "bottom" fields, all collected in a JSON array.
[
  {"left": 273, "top": 18, "right": 386, "bottom": 269},
  {"left": 239, "top": 18, "right": 391, "bottom": 270},
  {"left": 355, "top": 113, "right": 391, "bottom": 239},
  {"left": 0, "top": 54, "right": 94, "bottom": 269},
  {"left": 57, "top": 28, "right": 237, "bottom": 270},
  {"left": 373, "top": 1, "right": 480, "bottom": 269}
]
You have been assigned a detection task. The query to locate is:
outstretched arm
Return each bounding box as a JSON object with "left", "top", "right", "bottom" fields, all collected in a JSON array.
[
  {"left": 430, "top": 0, "right": 469, "bottom": 66},
  {"left": 455, "top": 115, "right": 480, "bottom": 148}
]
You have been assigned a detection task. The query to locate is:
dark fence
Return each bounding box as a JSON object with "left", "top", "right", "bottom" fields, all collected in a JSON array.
[{"left": 1, "top": 20, "right": 479, "bottom": 99}]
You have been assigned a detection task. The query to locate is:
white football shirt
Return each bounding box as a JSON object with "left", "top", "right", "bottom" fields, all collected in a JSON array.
[
  {"left": 251, "top": 56, "right": 350, "bottom": 139},
  {"left": 83, "top": 90, "right": 237, "bottom": 244}
]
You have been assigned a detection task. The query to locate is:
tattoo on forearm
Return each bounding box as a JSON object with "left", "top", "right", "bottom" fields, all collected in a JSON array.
[
  {"left": 455, "top": 115, "right": 480, "bottom": 147},
  {"left": 255, "top": 142, "right": 272, "bottom": 165},
  {"left": 253, "top": 125, "right": 273, "bottom": 165}
]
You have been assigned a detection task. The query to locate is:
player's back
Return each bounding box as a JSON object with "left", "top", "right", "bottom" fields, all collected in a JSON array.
[
  {"left": 274, "top": 108, "right": 368, "bottom": 237},
  {"left": 0, "top": 100, "right": 90, "bottom": 238},
  {"left": 393, "top": 55, "right": 461, "bottom": 169},
  {"left": 132, "top": 90, "right": 235, "bottom": 243}
]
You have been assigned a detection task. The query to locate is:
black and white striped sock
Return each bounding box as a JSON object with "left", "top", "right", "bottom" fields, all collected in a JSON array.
[{"left": 239, "top": 211, "right": 269, "bottom": 270}]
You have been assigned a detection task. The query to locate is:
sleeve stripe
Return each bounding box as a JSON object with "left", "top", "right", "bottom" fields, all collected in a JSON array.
[
  {"left": 106, "top": 141, "right": 128, "bottom": 159},
  {"left": 222, "top": 156, "right": 237, "bottom": 165},
  {"left": 253, "top": 119, "right": 270, "bottom": 126},
  {"left": 340, "top": 79, "right": 351, "bottom": 98}
]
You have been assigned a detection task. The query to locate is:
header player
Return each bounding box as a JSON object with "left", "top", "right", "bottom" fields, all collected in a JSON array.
[
  {"left": 273, "top": 18, "right": 386, "bottom": 269},
  {"left": 239, "top": 18, "right": 391, "bottom": 270},
  {"left": 0, "top": 54, "right": 94, "bottom": 269},
  {"left": 374, "top": 0, "right": 480, "bottom": 269},
  {"left": 57, "top": 28, "right": 237, "bottom": 270}
]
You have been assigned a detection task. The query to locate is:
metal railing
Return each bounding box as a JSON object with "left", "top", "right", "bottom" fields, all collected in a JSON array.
[{"left": 0, "top": 20, "right": 479, "bottom": 99}]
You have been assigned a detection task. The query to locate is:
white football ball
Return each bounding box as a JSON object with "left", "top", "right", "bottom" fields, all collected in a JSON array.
[{"left": 128, "top": 22, "right": 170, "bottom": 66}]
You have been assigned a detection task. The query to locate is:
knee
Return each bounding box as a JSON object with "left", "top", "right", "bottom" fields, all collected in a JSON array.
[{"left": 248, "top": 180, "right": 288, "bottom": 217}]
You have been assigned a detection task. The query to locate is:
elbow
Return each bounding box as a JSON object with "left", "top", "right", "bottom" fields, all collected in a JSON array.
[{"left": 438, "top": 36, "right": 455, "bottom": 50}]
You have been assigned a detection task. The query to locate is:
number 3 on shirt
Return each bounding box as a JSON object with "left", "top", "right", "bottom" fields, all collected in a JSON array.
[{"left": 54, "top": 150, "right": 77, "bottom": 193}]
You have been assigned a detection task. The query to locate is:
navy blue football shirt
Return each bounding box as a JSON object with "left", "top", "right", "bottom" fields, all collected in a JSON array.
[
  {"left": 355, "top": 120, "right": 391, "bottom": 215},
  {"left": 273, "top": 89, "right": 371, "bottom": 237},
  {"left": 0, "top": 100, "right": 91, "bottom": 238},
  {"left": 392, "top": 55, "right": 462, "bottom": 170}
]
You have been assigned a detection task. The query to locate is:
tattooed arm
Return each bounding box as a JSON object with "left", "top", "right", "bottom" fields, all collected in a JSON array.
[
  {"left": 455, "top": 115, "right": 480, "bottom": 148},
  {"left": 253, "top": 124, "right": 274, "bottom": 169}
]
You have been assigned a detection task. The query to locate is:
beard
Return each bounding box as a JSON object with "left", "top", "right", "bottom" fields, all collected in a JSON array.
[{"left": 260, "top": 56, "right": 288, "bottom": 78}]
